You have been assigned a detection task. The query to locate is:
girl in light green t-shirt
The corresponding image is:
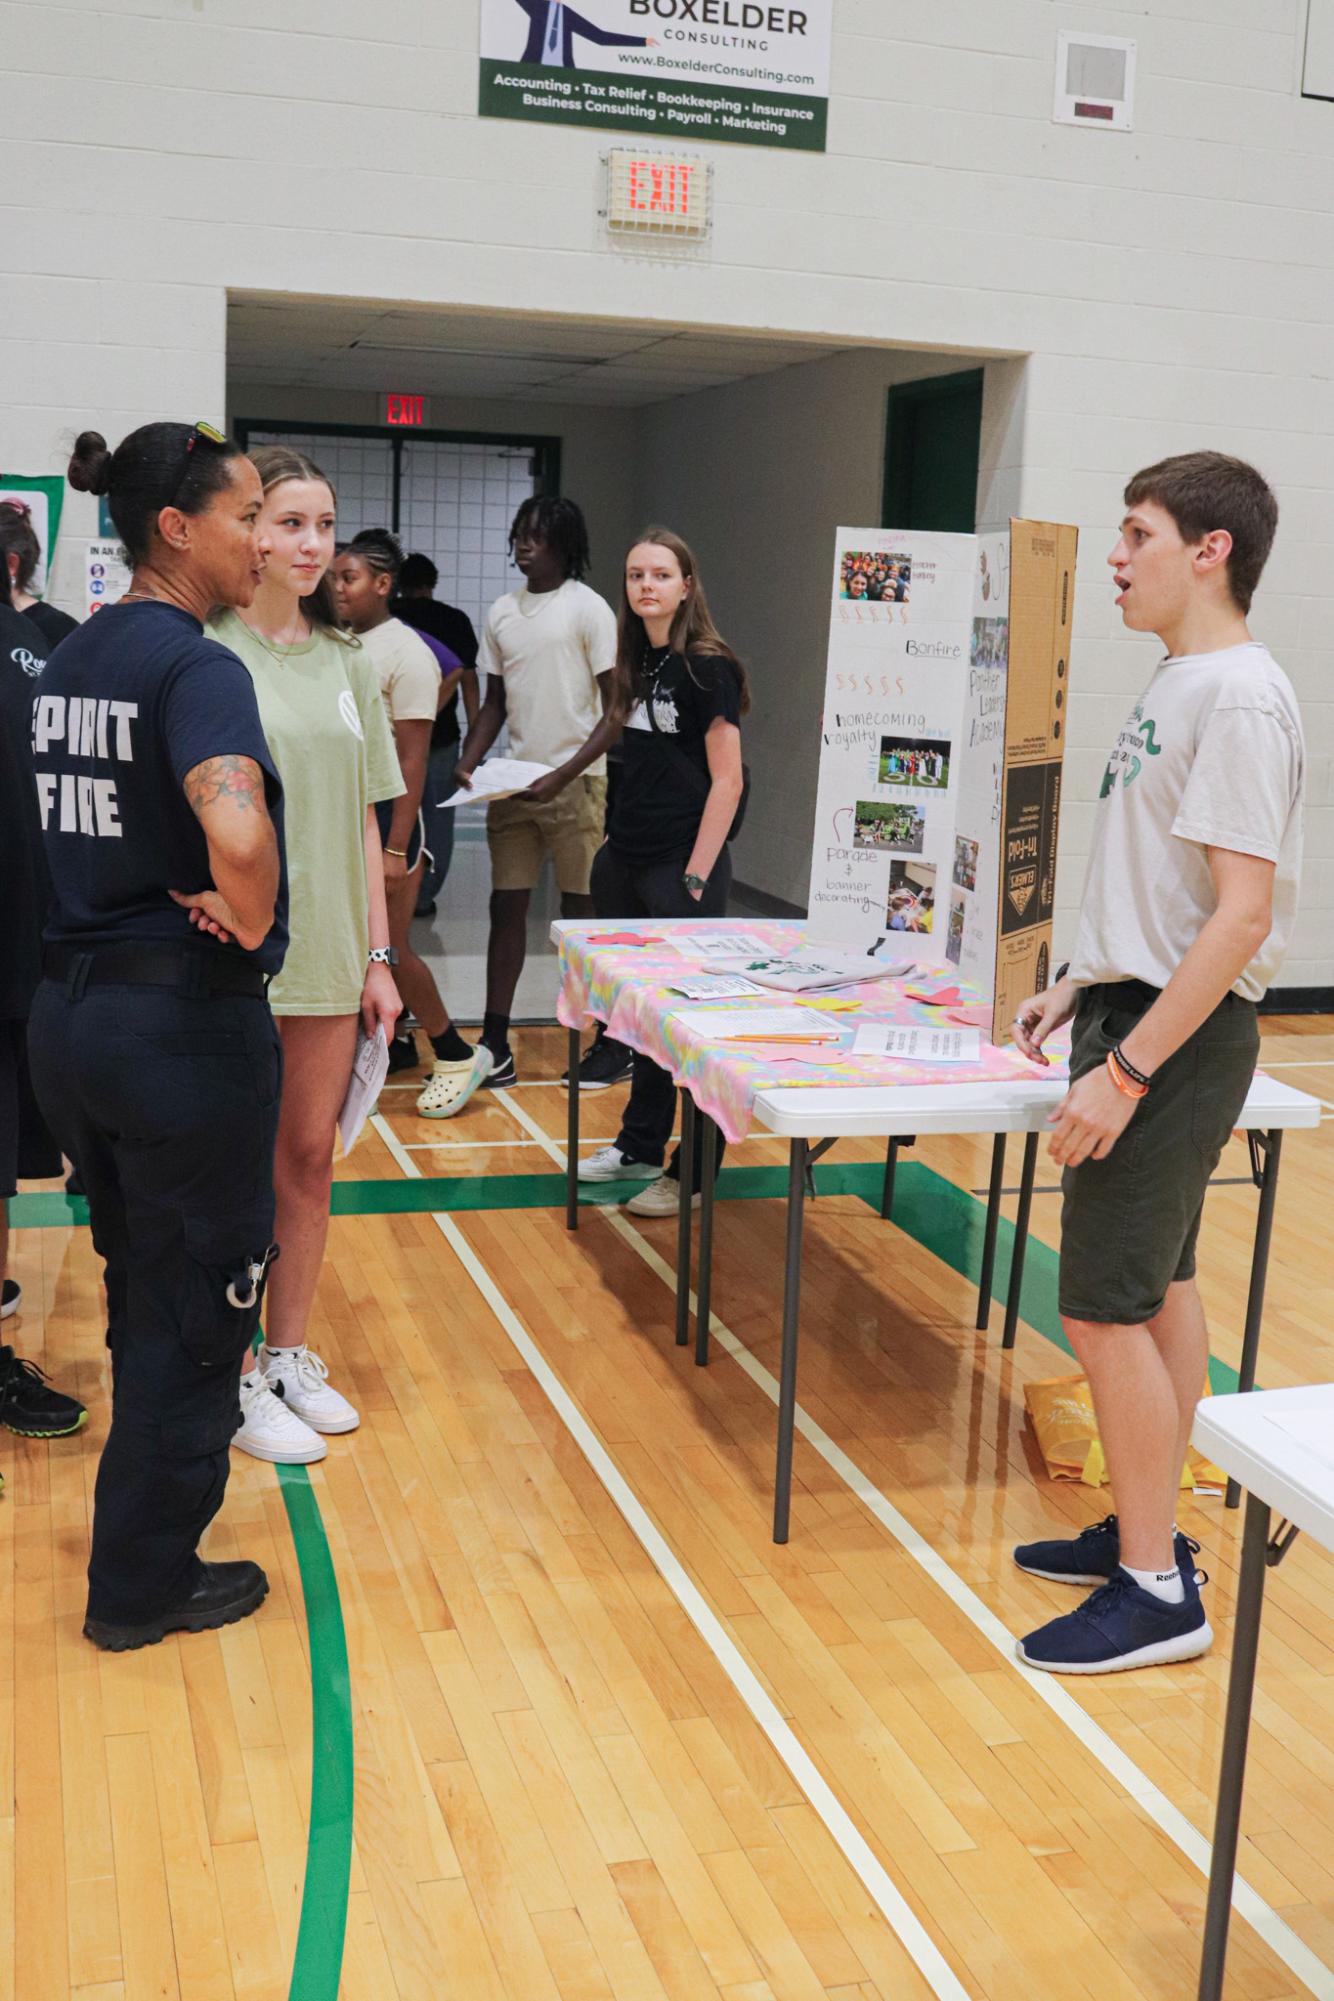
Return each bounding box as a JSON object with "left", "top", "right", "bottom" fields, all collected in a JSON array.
[{"left": 207, "top": 447, "right": 404, "bottom": 1466}]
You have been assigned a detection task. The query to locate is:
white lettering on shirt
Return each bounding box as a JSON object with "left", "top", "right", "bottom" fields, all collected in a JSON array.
[{"left": 33, "top": 697, "right": 139, "bottom": 841}]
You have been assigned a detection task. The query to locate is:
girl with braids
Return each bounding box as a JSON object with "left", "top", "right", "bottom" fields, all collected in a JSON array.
[
  {"left": 454, "top": 495, "right": 617, "bottom": 1084},
  {"left": 332, "top": 531, "right": 492, "bottom": 1113},
  {"left": 206, "top": 449, "right": 403, "bottom": 1463},
  {"left": 575, "top": 528, "right": 748, "bottom": 1216}
]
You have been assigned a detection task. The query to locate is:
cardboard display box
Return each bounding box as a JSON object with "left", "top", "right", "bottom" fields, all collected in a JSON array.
[{"left": 806, "top": 519, "right": 1078, "bottom": 1042}]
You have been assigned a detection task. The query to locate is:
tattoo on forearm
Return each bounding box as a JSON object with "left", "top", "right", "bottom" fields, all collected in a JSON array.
[{"left": 184, "top": 755, "right": 265, "bottom": 818}]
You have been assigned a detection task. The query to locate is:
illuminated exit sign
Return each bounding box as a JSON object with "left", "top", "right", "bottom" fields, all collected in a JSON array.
[
  {"left": 604, "top": 149, "right": 712, "bottom": 240},
  {"left": 383, "top": 392, "right": 429, "bottom": 428}
]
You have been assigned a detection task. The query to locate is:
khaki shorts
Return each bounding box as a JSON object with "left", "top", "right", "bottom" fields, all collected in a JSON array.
[{"left": 487, "top": 773, "right": 606, "bottom": 895}]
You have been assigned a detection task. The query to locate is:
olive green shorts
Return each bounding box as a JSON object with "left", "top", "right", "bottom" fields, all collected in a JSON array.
[{"left": 1058, "top": 980, "right": 1259, "bottom": 1326}]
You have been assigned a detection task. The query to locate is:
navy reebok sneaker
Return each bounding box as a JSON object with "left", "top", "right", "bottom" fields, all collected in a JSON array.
[
  {"left": 1014, "top": 1513, "right": 1201, "bottom": 1586},
  {"left": 1017, "top": 1567, "right": 1212, "bottom": 1674}
]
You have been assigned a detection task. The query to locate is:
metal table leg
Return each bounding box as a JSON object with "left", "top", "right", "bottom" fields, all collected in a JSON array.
[
  {"left": 1198, "top": 1493, "right": 1271, "bottom": 2000},
  {"left": 675, "top": 1090, "right": 696, "bottom": 1348},
  {"left": 695, "top": 1113, "right": 717, "bottom": 1368},
  {"left": 977, "top": 1133, "right": 1006, "bottom": 1332},
  {"left": 1002, "top": 1131, "right": 1039, "bottom": 1350},
  {"left": 566, "top": 1026, "right": 581, "bottom": 1231},
  {"left": 880, "top": 1138, "right": 900, "bottom": 1220},
  {"left": 1227, "top": 1129, "right": 1283, "bottom": 1510},
  {"left": 773, "top": 1138, "right": 808, "bottom": 1545}
]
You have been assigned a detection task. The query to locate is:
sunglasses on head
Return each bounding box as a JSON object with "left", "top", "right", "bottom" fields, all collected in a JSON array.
[{"left": 171, "top": 420, "right": 229, "bottom": 504}]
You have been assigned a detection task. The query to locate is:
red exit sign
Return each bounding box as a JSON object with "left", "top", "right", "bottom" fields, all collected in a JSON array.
[{"left": 383, "top": 392, "right": 428, "bottom": 428}]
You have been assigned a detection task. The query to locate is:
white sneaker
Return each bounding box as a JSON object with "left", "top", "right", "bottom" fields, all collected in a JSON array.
[
  {"left": 578, "top": 1145, "right": 657, "bottom": 1184},
  {"left": 234, "top": 1371, "right": 327, "bottom": 1463},
  {"left": 624, "top": 1178, "right": 702, "bottom": 1218},
  {"left": 259, "top": 1346, "right": 360, "bottom": 1435},
  {"left": 416, "top": 1045, "right": 493, "bottom": 1119}
]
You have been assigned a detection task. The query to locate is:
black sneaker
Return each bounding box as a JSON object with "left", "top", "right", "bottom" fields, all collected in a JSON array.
[
  {"left": 84, "top": 1559, "right": 269, "bottom": 1652},
  {"left": 561, "top": 1038, "right": 634, "bottom": 1091},
  {"left": 0, "top": 1346, "right": 87, "bottom": 1437},
  {"left": 1014, "top": 1513, "right": 1201, "bottom": 1587},
  {"left": 0, "top": 1279, "right": 19, "bottom": 1321},
  {"left": 386, "top": 1032, "right": 421, "bottom": 1075},
  {"left": 481, "top": 1048, "right": 517, "bottom": 1087},
  {"left": 1017, "top": 1567, "right": 1212, "bottom": 1674}
]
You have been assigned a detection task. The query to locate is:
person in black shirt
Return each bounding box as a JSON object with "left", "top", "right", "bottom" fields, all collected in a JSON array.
[
  {"left": 573, "top": 528, "right": 748, "bottom": 1216},
  {"left": 27, "top": 419, "right": 288, "bottom": 1652},
  {"left": 393, "top": 552, "right": 479, "bottom": 917},
  {"left": 0, "top": 498, "right": 80, "bottom": 649},
  {"left": 0, "top": 563, "right": 87, "bottom": 1435}
]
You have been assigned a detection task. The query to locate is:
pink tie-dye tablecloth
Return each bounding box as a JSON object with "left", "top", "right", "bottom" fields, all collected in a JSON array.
[{"left": 556, "top": 920, "right": 1068, "bottom": 1145}]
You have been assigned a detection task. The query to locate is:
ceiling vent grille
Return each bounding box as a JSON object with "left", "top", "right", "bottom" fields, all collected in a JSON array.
[{"left": 1053, "top": 31, "right": 1136, "bottom": 131}]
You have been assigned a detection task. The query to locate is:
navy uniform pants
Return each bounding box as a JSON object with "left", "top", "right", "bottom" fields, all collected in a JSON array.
[{"left": 28, "top": 979, "right": 282, "bottom": 1625}]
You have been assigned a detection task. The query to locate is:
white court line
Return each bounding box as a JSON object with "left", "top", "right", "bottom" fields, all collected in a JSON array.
[
  {"left": 369, "top": 1109, "right": 970, "bottom": 2001},
  {"left": 482, "top": 1092, "right": 1334, "bottom": 2000}
]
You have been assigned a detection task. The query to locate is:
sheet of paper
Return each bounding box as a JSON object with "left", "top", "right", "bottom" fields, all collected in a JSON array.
[
  {"left": 666, "top": 931, "right": 766, "bottom": 958},
  {"left": 1263, "top": 1410, "right": 1334, "bottom": 1473},
  {"left": 440, "top": 756, "right": 554, "bottom": 807},
  {"left": 667, "top": 974, "right": 766, "bottom": 1001},
  {"left": 338, "top": 1025, "right": 389, "bottom": 1156},
  {"left": 671, "top": 1007, "right": 839, "bottom": 1041},
  {"left": 851, "top": 1023, "right": 982, "bottom": 1063},
  {"left": 740, "top": 952, "right": 915, "bottom": 992}
]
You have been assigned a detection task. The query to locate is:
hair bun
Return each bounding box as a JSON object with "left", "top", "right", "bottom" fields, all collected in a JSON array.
[{"left": 68, "top": 430, "right": 113, "bottom": 496}]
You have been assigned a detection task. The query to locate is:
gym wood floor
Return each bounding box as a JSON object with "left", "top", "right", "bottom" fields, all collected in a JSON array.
[{"left": 4, "top": 1018, "right": 1333, "bottom": 2001}]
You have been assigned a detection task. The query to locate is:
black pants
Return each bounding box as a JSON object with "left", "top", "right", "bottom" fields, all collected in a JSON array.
[
  {"left": 589, "top": 841, "right": 730, "bottom": 1190},
  {"left": 28, "top": 979, "right": 282, "bottom": 1624}
]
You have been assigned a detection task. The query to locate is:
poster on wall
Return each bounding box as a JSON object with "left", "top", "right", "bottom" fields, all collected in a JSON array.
[
  {"left": 478, "top": 0, "right": 831, "bottom": 151},
  {"left": 85, "top": 539, "right": 132, "bottom": 618},
  {"left": 0, "top": 476, "right": 65, "bottom": 596},
  {"left": 807, "top": 521, "right": 1077, "bottom": 1042}
]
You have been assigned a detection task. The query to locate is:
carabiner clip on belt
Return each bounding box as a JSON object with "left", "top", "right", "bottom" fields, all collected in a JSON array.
[{"left": 226, "top": 1242, "right": 280, "bottom": 1311}]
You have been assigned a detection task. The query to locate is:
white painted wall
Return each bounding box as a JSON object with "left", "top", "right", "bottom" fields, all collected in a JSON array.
[{"left": 4, "top": 0, "right": 1330, "bottom": 981}]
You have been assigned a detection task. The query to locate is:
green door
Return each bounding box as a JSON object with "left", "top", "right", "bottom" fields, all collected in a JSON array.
[{"left": 882, "top": 369, "right": 983, "bottom": 533}]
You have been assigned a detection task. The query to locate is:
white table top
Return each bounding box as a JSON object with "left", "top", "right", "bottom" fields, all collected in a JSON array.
[
  {"left": 751, "top": 1071, "right": 1321, "bottom": 1139},
  {"left": 550, "top": 919, "right": 1322, "bottom": 1141},
  {"left": 1193, "top": 1386, "right": 1334, "bottom": 1549}
]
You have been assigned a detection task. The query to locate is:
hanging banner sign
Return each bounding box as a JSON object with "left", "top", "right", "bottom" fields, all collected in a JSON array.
[
  {"left": 807, "top": 521, "right": 1077, "bottom": 1044},
  {"left": 478, "top": 0, "right": 831, "bottom": 151}
]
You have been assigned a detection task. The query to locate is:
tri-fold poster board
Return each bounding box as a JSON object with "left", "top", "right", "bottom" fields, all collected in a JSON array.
[{"left": 807, "top": 520, "right": 1078, "bottom": 1044}]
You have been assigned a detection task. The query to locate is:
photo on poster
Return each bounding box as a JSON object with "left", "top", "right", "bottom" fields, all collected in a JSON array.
[
  {"left": 878, "top": 735, "right": 951, "bottom": 790},
  {"left": 970, "top": 616, "right": 1009, "bottom": 669},
  {"left": 953, "top": 835, "right": 979, "bottom": 892},
  {"left": 887, "top": 858, "right": 936, "bottom": 934},
  {"left": 946, "top": 894, "right": 966, "bottom": 966},
  {"left": 840, "top": 550, "right": 911, "bottom": 603},
  {"left": 853, "top": 800, "right": 926, "bottom": 854}
]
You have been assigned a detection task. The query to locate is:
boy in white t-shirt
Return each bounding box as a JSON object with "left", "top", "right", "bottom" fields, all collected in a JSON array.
[
  {"left": 455, "top": 497, "right": 617, "bottom": 1085},
  {"left": 1012, "top": 452, "right": 1304, "bottom": 1675}
]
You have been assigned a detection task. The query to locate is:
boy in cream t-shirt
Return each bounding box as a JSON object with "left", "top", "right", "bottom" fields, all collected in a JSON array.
[
  {"left": 1012, "top": 451, "right": 1303, "bottom": 1675},
  {"left": 455, "top": 496, "right": 616, "bottom": 1086}
]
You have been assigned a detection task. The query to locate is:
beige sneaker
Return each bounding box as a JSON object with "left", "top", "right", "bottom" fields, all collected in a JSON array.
[
  {"left": 624, "top": 1178, "right": 702, "bottom": 1218},
  {"left": 416, "top": 1045, "right": 494, "bottom": 1119}
]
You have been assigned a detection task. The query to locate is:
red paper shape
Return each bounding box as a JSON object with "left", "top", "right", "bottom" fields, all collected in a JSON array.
[
  {"left": 588, "top": 932, "right": 663, "bottom": 947},
  {"left": 906, "top": 985, "right": 963, "bottom": 1007}
]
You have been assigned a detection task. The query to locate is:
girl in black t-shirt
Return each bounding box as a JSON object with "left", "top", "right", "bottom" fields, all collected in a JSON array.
[{"left": 578, "top": 529, "right": 749, "bottom": 1216}]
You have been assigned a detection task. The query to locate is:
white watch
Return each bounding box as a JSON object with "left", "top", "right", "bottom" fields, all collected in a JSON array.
[{"left": 367, "top": 946, "right": 398, "bottom": 967}]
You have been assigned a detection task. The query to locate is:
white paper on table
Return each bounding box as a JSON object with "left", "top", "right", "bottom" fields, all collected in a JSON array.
[
  {"left": 1263, "top": 1410, "right": 1334, "bottom": 1473},
  {"left": 671, "top": 1006, "right": 839, "bottom": 1040},
  {"left": 667, "top": 974, "right": 766, "bottom": 1001},
  {"left": 338, "top": 1025, "right": 389, "bottom": 1156},
  {"left": 665, "top": 931, "right": 765, "bottom": 958},
  {"left": 440, "top": 756, "right": 554, "bottom": 807},
  {"left": 741, "top": 952, "right": 915, "bottom": 992},
  {"left": 851, "top": 1023, "right": 981, "bottom": 1063}
]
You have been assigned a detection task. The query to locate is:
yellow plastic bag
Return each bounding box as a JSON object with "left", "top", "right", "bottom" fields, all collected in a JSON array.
[{"left": 1023, "top": 1373, "right": 1226, "bottom": 1493}]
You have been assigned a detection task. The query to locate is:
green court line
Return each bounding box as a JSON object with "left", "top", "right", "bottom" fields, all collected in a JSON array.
[
  {"left": 276, "top": 1465, "right": 354, "bottom": 2001},
  {"left": 10, "top": 1161, "right": 1242, "bottom": 1395}
]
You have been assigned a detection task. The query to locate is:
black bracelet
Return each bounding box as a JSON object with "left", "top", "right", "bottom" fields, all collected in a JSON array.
[{"left": 1112, "top": 1043, "right": 1151, "bottom": 1089}]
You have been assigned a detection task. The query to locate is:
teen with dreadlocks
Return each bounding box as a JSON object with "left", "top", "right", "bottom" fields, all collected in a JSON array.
[{"left": 455, "top": 495, "right": 616, "bottom": 1085}]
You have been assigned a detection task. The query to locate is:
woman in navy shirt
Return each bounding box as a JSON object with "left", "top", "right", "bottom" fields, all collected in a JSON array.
[{"left": 28, "top": 420, "right": 288, "bottom": 1652}]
